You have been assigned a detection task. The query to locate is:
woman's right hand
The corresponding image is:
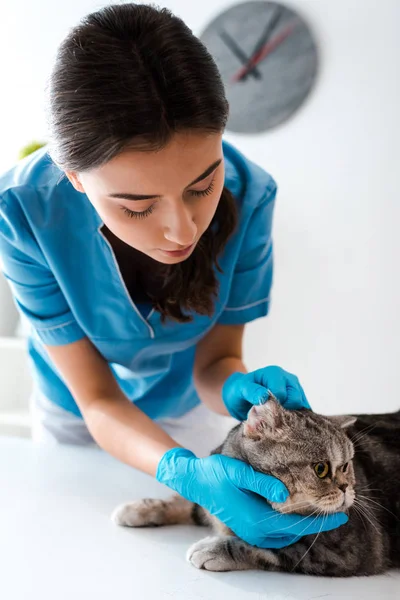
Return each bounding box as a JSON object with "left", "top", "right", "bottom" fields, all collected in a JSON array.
[{"left": 156, "top": 447, "right": 349, "bottom": 549}]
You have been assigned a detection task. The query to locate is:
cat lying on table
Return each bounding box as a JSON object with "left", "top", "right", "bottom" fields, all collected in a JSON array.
[{"left": 112, "top": 396, "right": 400, "bottom": 576}]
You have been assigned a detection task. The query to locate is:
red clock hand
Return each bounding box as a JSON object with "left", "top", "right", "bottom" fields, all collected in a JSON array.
[{"left": 231, "top": 21, "right": 297, "bottom": 84}]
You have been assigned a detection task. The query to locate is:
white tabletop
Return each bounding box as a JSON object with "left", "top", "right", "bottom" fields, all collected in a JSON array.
[{"left": 1, "top": 436, "right": 399, "bottom": 600}]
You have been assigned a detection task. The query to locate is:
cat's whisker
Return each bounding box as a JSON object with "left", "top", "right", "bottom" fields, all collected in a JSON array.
[
  {"left": 265, "top": 508, "right": 322, "bottom": 533},
  {"left": 357, "top": 494, "right": 400, "bottom": 522},
  {"left": 252, "top": 513, "right": 286, "bottom": 526},
  {"left": 253, "top": 498, "right": 314, "bottom": 525},
  {"left": 351, "top": 502, "right": 369, "bottom": 535},
  {"left": 357, "top": 485, "right": 382, "bottom": 493},
  {"left": 350, "top": 432, "right": 372, "bottom": 445},
  {"left": 359, "top": 493, "right": 386, "bottom": 502},
  {"left": 252, "top": 503, "right": 311, "bottom": 526},
  {"left": 350, "top": 424, "right": 381, "bottom": 447},
  {"left": 352, "top": 499, "right": 381, "bottom": 535},
  {"left": 352, "top": 501, "right": 378, "bottom": 531},
  {"left": 351, "top": 437, "right": 376, "bottom": 450},
  {"left": 276, "top": 499, "right": 314, "bottom": 511},
  {"left": 356, "top": 485, "right": 382, "bottom": 495},
  {"left": 351, "top": 439, "right": 375, "bottom": 451},
  {"left": 350, "top": 422, "right": 380, "bottom": 443},
  {"left": 290, "top": 511, "right": 327, "bottom": 572},
  {"left": 253, "top": 504, "right": 320, "bottom": 527},
  {"left": 354, "top": 496, "right": 378, "bottom": 518}
]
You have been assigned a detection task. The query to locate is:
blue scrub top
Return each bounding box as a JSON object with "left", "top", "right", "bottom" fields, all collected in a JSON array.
[{"left": 0, "top": 140, "right": 277, "bottom": 419}]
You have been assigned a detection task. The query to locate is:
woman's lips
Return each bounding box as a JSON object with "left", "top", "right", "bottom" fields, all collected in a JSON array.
[{"left": 159, "top": 243, "right": 195, "bottom": 258}]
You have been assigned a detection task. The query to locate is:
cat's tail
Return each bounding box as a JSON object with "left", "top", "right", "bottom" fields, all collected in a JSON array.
[{"left": 111, "top": 493, "right": 208, "bottom": 528}]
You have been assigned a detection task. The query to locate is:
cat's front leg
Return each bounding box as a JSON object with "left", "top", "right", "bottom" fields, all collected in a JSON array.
[
  {"left": 112, "top": 494, "right": 196, "bottom": 527},
  {"left": 187, "top": 536, "right": 282, "bottom": 572}
]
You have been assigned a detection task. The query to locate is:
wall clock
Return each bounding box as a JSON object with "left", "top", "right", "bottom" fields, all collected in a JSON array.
[{"left": 199, "top": 1, "right": 319, "bottom": 133}]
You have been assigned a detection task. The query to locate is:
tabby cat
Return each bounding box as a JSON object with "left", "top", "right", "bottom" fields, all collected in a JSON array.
[{"left": 112, "top": 397, "right": 400, "bottom": 576}]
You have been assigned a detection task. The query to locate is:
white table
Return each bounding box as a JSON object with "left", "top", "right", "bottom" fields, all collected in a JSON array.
[{"left": 1, "top": 436, "right": 399, "bottom": 600}]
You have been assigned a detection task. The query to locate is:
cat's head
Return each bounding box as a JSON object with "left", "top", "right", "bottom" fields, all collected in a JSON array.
[{"left": 240, "top": 396, "right": 357, "bottom": 516}]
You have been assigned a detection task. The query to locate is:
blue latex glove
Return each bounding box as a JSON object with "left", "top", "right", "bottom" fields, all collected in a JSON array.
[
  {"left": 156, "top": 447, "right": 349, "bottom": 549},
  {"left": 222, "top": 365, "right": 311, "bottom": 421}
]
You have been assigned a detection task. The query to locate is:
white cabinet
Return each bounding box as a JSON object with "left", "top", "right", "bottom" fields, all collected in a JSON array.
[
  {"left": 0, "top": 273, "right": 19, "bottom": 336},
  {"left": 0, "top": 337, "right": 32, "bottom": 437}
]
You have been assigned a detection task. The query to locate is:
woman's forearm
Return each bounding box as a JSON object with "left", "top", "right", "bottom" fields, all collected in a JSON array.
[
  {"left": 194, "top": 356, "right": 247, "bottom": 416},
  {"left": 85, "top": 355, "right": 247, "bottom": 475},
  {"left": 83, "top": 393, "right": 182, "bottom": 476},
  {"left": 43, "top": 337, "right": 181, "bottom": 475}
]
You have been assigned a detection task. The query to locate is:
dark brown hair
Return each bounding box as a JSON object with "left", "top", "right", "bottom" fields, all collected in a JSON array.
[{"left": 44, "top": 3, "right": 238, "bottom": 323}]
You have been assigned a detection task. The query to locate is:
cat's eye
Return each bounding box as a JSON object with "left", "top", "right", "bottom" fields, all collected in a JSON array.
[
  {"left": 342, "top": 462, "right": 349, "bottom": 473},
  {"left": 314, "top": 462, "right": 330, "bottom": 479}
]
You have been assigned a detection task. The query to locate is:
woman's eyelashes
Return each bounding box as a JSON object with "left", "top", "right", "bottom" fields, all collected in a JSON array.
[
  {"left": 119, "top": 178, "right": 216, "bottom": 219},
  {"left": 121, "top": 205, "right": 155, "bottom": 220},
  {"left": 189, "top": 180, "right": 215, "bottom": 197}
]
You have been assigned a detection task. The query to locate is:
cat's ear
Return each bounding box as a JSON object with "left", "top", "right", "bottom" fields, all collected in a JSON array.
[
  {"left": 243, "top": 397, "right": 287, "bottom": 440},
  {"left": 324, "top": 414, "right": 357, "bottom": 429}
]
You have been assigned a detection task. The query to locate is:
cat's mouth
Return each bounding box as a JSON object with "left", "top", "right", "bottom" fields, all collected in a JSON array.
[
  {"left": 342, "top": 488, "right": 356, "bottom": 509},
  {"left": 316, "top": 488, "right": 355, "bottom": 513},
  {"left": 271, "top": 488, "right": 355, "bottom": 515}
]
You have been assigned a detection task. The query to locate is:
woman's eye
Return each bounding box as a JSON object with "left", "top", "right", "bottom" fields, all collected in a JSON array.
[
  {"left": 120, "top": 205, "right": 155, "bottom": 220},
  {"left": 189, "top": 180, "right": 215, "bottom": 197},
  {"left": 342, "top": 462, "right": 349, "bottom": 473},
  {"left": 314, "top": 462, "right": 330, "bottom": 479},
  {"left": 118, "top": 177, "right": 216, "bottom": 219}
]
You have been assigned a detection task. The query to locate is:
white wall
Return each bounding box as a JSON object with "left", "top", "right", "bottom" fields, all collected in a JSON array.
[{"left": 1, "top": 0, "right": 399, "bottom": 415}]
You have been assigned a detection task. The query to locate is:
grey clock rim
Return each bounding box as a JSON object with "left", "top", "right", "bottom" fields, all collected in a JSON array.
[{"left": 199, "top": 0, "right": 320, "bottom": 133}]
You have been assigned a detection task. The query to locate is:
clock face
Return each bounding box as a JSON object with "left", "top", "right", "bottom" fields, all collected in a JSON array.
[{"left": 199, "top": 1, "right": 319, "bottom": 133}]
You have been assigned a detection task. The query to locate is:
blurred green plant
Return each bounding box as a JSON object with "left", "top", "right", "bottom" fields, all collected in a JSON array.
[{"left": 18, "top": 140, "right": 47, "bottom": 160}]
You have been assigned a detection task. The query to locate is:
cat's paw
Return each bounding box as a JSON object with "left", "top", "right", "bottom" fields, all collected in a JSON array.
[
  {"left": 186, "top": 536, "right": 235, "bottom": 571},
  {"left": 111, "top": 499, "right": 166, "bottom": 527}
]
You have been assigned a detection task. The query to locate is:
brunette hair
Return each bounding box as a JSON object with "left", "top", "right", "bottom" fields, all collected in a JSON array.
[{"left": 44, "top": 3, "right": 238, "bottom": 323}]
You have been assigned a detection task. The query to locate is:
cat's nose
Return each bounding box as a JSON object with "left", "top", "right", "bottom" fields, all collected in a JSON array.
[{"left": 339, "top": 483, "right": 348, "bottom": 493}]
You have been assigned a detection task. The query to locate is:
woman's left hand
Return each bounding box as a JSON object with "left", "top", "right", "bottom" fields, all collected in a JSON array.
[{"left": 222, "top": 365, "right": 311, "bottom": 421}]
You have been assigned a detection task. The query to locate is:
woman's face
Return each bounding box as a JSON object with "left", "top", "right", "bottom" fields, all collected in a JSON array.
[{"left": 65, "top": 131, "right": 225, "bottom": 264}]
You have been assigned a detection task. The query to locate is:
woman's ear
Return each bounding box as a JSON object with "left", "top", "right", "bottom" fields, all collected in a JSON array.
[
  {"left": 64, "top": 171, "right": 85, "bottom": 193},
  {"left": 243, "top": 397, "right": 286, "bottom": 440}
]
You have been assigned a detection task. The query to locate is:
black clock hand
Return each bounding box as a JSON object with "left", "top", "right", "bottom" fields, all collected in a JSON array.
[
  {"left": 240, "top": 5, "right": 283, "bottom": 80},
  {"left": 219, "top": 30, "right": 261, "bottom": 80}
]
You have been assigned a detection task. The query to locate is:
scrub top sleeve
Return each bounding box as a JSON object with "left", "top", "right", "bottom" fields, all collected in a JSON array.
[
  {"left": 217, "top": 177, "right": 277, "bottom": 326},
  {"left": 0, "top": 195, "right": 85, "bottom": 346}
]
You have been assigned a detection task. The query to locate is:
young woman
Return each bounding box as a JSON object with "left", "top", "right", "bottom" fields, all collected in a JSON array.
[{"left": 0, "top": 4, "right": 347, "bottom": 549}]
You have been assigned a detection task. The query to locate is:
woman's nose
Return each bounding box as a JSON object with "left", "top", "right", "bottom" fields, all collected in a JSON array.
[{"left": 163, "top": 206, "right": 197, "bottom": 246}]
